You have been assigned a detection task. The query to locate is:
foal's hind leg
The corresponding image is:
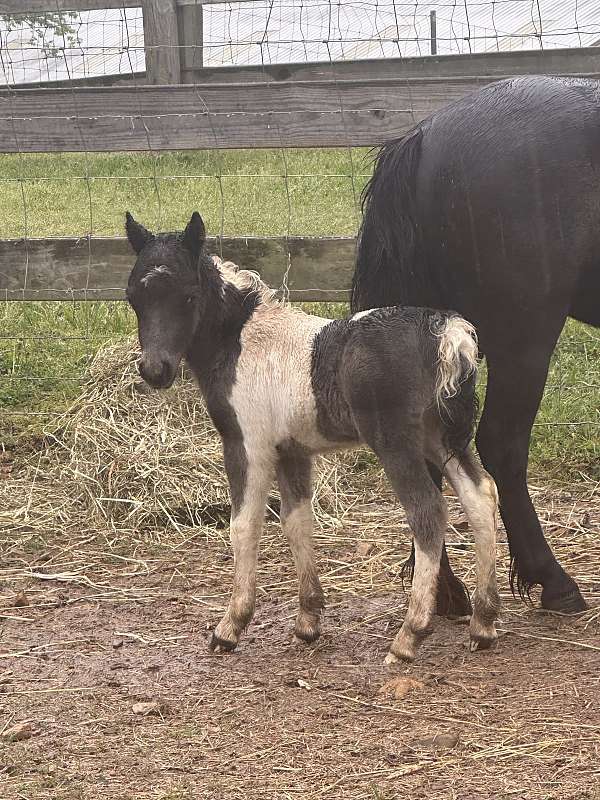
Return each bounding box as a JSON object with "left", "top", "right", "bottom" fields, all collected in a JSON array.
[
  {"left": 276, "top": 443, "right": 324, "bottom": 643},
  {"left": 211, "top": 442, "right": 274, "bottom": 653},
  {"left": 443, "top": 452, "right": 501, "bottom": 650},
  {"left": 364, "top": 439, "right": 446, "bottom": 663},
  {"left": 402, "top": 462, "right": 473, "bottom": 619}
]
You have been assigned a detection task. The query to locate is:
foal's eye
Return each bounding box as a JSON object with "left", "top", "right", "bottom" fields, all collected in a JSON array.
[{"left": 186, "top": 296, "right": 194, "bottom": 305}]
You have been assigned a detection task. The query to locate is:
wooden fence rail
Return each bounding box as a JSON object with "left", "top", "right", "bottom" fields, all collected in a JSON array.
[
  {"left": 1, "top": 1, "right": 599, "bottom": 301},
  {"left": 0, "top": 75, "right": 499, "bottom": 152},
  {"left": 0, "top": 236, "right": 356, "bottom": 302}
]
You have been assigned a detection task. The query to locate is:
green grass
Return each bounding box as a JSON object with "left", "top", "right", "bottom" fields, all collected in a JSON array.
[
  {"left": 0, "top": 149, "right": 598, "bottom": 478},
  {"left": 0, "top": 149, "right": 370, "bottom": 238}
]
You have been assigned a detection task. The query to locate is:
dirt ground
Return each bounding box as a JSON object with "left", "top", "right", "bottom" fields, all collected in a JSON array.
[{"left": 1, "top": 483, "right": 599, "bottom": 800}]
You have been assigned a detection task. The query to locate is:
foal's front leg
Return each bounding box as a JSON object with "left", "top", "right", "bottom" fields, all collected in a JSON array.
[
  {"left": 211, "top": 441, "right": 274, "bottom": 652},
  {"left": 276, "top": 443, "right": 324, "bottom": 642}
]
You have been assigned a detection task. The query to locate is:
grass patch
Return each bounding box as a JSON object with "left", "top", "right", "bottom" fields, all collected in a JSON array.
[
  {"left": 0, "top": 148, "right": 369, "bottom": 238},
  {"left": 0, "top": 149, "right": 598, "bottom": 478}
]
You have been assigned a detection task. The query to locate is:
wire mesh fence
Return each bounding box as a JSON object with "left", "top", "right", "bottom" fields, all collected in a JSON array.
[
  {"left": 2, "top": 0, "right": 600, "bottom": 85},
  {"left": 0, "top": 0, "right": 599, "bottom": 478}
]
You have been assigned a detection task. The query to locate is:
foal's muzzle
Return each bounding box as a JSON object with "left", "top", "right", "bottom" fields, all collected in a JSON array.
[{"left": 138, "top": 356, "right": 177, "bottom": 389}]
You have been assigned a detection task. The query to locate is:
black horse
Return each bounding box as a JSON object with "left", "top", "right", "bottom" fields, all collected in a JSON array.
[{"left": 352, "top": 75, "right": 600, "bottom": 615}]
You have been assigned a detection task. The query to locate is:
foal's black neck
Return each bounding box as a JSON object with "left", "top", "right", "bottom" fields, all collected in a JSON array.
[{"left": 185, "top": 269, "right": 261, "bottom": 393}]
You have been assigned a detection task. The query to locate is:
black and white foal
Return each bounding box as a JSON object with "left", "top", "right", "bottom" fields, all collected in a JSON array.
[{"left": 125, "top": 211, "right": 501, "bottom": 663}]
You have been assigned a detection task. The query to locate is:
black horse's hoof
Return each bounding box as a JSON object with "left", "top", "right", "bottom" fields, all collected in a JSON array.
[
  {"left": 435, "top": 579, "right": 473, "bottom": 619},
  {"left": 540, "top": 585, "right": 588, "bottom": 614},
  {"left": 209, "top": 632, "right": 238, "bottom": 653}
]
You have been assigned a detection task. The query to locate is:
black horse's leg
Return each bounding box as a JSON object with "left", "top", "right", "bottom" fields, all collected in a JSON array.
[
  {"left": 476, "top": 344, "right": 586, "bottom": 613},
  {"left": 401, "top": 463, "right": 473, "bottom": 618}
]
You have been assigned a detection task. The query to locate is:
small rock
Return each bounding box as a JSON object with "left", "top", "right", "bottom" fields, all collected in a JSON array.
[
  {"left": 112, "top": 638, "right": 124, "bottom": 649},
  {"left": 2, "top": 722, "right": 38, "bottom": 742},
  {"left": 356, "top": 541, "right": 374, "bottom": 557},
  {"left": 379, "top": 676, "right": 423, "bottom": 701},
  {"left": 13, "top": 591, "right": 29, "bottom": 608},
  {"left": 132, "top": 700, "right": 164, "bottom": 717},
  {"left": 297, "top": 678, "right": 312, "bottom": 690}
]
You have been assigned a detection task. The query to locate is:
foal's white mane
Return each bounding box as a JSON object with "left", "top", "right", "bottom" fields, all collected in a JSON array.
[{"left": 212, "top": 255, "right": 280, "bottom": 306}]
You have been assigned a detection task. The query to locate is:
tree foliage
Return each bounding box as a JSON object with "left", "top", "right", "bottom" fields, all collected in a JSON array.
[{"left": 1, "top": 12, "right": 80, "bottom": 54}]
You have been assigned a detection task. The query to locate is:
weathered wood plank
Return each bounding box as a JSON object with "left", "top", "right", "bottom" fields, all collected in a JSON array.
[
  {"left": 142, "top": 0, "right": 181, "bottom": 84},
  {"left": 0, "top": 236, "right": 355, "bottom": 302},
  {"left": 0, "top": 0, "right": 248, "bottom": 8},
  {"left": 0, "top": 75, "right": 508, "bottom": 152},
  {"left": 11, "top": 73, "right": 147, "bottom": 90},
  {"left": 178, "top": 1, "right": 203, "bottom": 71},
  {"left": 0, "top": 0, "right": 141, "bottom": 10},
  {"left": 182, "top": 46, "right": 600, "bottom": 85}
]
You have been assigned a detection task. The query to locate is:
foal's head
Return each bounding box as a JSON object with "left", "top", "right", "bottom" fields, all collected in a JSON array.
[{"left": 125, "top": 211, "right": 218, "bottom": 388}]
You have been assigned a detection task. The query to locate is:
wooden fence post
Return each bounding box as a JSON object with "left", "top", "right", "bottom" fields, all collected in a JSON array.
[
  {"left": 142, "top": 0, "right": 181, "bottom": 84},
  {"left": 178, "top": 0, "right": 204, "bottom": 77}
]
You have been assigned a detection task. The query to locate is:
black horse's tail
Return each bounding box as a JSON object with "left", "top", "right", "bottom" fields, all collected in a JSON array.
[{"left": 352, "top": 126, "right": 433, "bottom": 313}]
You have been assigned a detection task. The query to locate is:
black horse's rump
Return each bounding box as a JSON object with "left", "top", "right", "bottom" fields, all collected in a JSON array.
[{"left": 352, "top": 75, "right": 600, "bottom": 612}]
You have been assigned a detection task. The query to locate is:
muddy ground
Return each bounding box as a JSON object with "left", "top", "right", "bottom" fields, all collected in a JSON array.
[{"left": 1, "top": 486, "right": 599, "bottom": 800}]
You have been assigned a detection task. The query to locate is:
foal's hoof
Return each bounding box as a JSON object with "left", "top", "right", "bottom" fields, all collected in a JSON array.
[
  {"left": 294, "top": 612, "right": 321, "bottom": 644},
  {"left": 209, "top": 632, "right": 237, "bottom": 653},
  {"left": 469, "top": 633, "right": 497, "bottom": 653},
  {"left": 294, "top": 627, "right": 321, "bottom": 644},
  {"left": 540, "top": 585, "right": 587, "bottom": 614}
]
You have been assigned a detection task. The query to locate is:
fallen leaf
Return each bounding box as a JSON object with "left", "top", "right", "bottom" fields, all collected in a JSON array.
[
  {"left": 356, "top": 541, "right": 374, "bottom": 557},
  {"left": 132, "top": 700, "right": 164, "bottom": 717},
  {"left": 379, "top": 676, "right": 423, "bottom": 701},
  {"left": 2, "top": 722, "right": 38, "bottom": 742}
]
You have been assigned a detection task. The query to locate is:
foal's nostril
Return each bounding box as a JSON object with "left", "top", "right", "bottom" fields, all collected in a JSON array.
[{"left": 139, "top": 357, "right": 175, "bottom": 388}]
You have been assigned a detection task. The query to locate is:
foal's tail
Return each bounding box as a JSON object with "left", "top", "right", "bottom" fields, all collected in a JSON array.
[{"left": 431, "top": 314, "right": 479, "bottom": 457}]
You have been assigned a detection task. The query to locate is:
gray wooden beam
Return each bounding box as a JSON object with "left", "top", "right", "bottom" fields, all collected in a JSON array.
[
  {"left": 0, "top": 236, "right": 355, "bottom": 302},
  {"left": 142, "top": 0, "right": 181, "bottom": 85},
  {"left": 182, "top": 46, "right": 600, "bottom": 85},
  {"left": 0, "top": 75, "right": 502, "bottom": 152},
  {"left": 0, "top": 0, "right": 141, "bottom": 11},
  {"left": 178, "top": 0, "right": 203, "bottom": 72}
]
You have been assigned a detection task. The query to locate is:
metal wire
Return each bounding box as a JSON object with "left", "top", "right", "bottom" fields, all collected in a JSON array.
[{"left": 0, "top": 0, "right": 598, "bottom": 451}]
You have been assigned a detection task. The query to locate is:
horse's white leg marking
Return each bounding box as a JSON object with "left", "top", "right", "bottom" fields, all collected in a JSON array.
[
  {"left": 386, "top": 538, "right": 442, "bottom": 664},
  {"left": 444, "top": 456, "right": 500, "bottom": 650},
  {"left": 282, "top": 500, "right": 324, "bottom": 642},
  {"left": 213, "top": 460, "right": 273, "bottom": 650}
]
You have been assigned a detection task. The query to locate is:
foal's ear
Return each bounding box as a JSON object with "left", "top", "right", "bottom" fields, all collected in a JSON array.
[
  {"left": 181, "top": 211, "right": 206, "bottom": 261},
  {"left": 125, "top": 212, "right": 154, "bottom": 254}
]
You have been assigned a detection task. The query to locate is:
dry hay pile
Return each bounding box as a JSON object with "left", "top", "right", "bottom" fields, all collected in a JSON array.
[{"left": 1, "top": 337, "right": 387, "bottom": 539}]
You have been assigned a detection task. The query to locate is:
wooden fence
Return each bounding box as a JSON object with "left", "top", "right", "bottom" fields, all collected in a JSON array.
[{"left": 1, "top": 0, "right": 599, "bottom": 301}]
